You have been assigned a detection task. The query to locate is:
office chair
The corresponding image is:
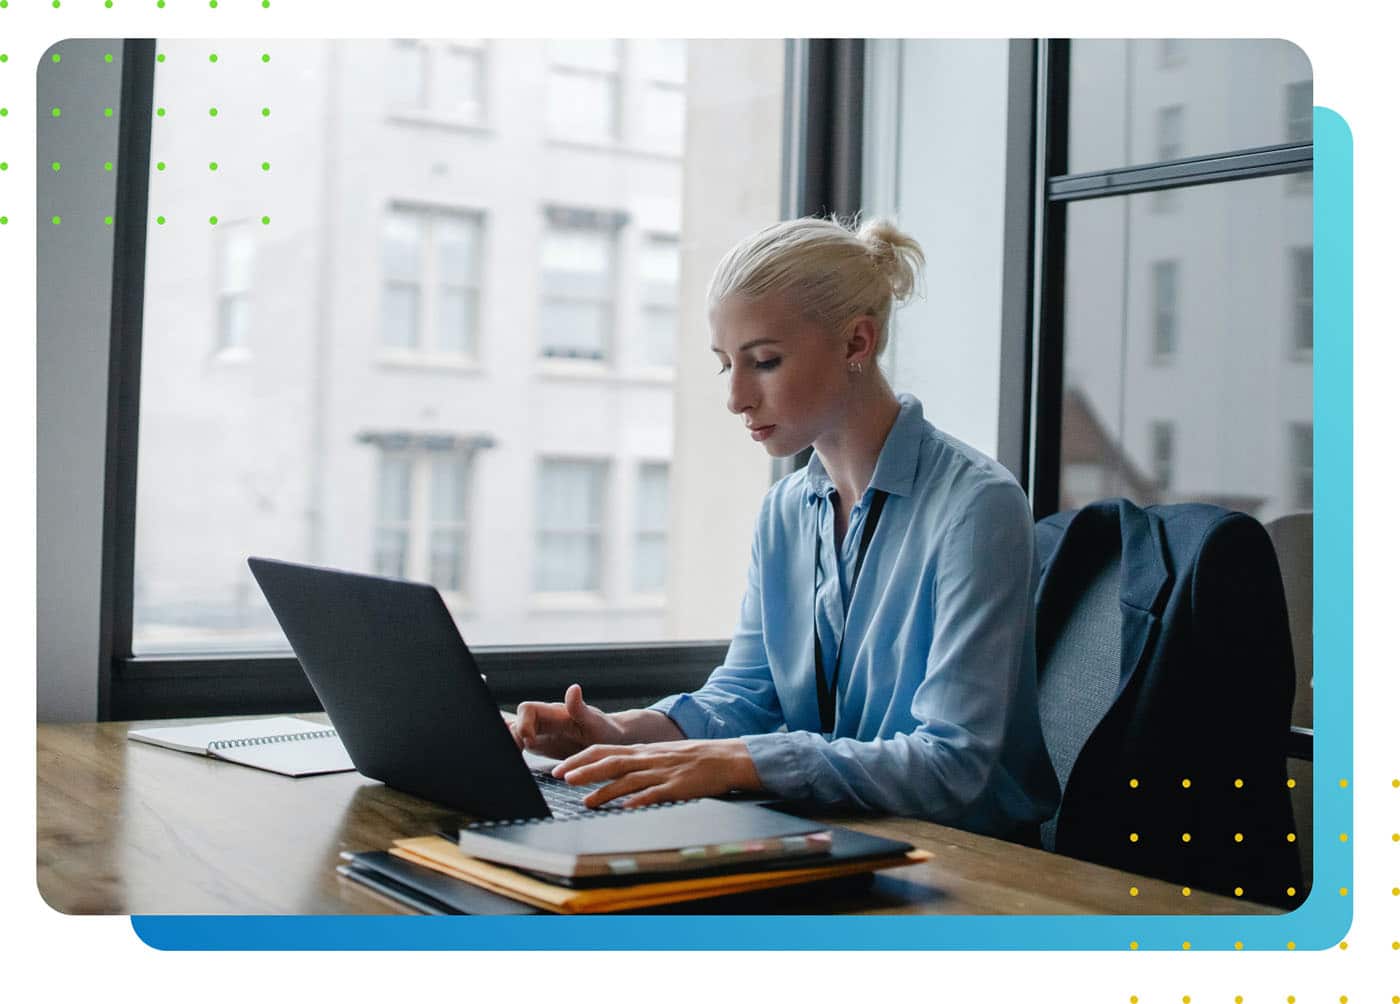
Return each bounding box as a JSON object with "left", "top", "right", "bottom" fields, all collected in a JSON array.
[
  {"left": 1265, "top": 511, "right": 1314, "bottom": 894},
  {"left": 1034, "top": 500, "right": 1303, "bottom": 908}
]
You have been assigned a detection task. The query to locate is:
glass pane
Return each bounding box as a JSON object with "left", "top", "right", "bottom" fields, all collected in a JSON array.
[
  {"left": 377, "top": 456, "right": 413, "bottom": 522},
  {"left": 380, "top": 283, "right": 420, "bottom": 349},
  {"left": 1058, "top": 176, "right": 1312, "bottom": 521},
  {"left": 383, "top": 211, "right": 423, "bottom": 282},
  {"left": 548, "top": 39, "right": 619, "bottom": 73},
  {"left": 438, "top": 47, "right": 484, "bottom": 120},
  {"left": 436, "top": 288, "right": 474, "bottom": 354},
  {"left": 1291, "top": 246, "right": 1313, "bottom": 353},
  {"left": 374, "top": 527, "right": 410, "bottom": 579},
  {"left": 634, "top": 39, "right": 686, "bottom": 83},
  {"left": 641, "top": 306, "right": 676, "bottom": 368},
  {"left": 430, "top": 455, "right": 468, "bottom": 522},
  {"left": 429, "top": 527, "right": 466, "bottom": 592},
  {"left": 547, "top": 70, "right": 616, "bottom": 143},
  {"left": 437, "top": 216, "right": 480, "bottom": 283},
  {"left": 130, "top": 39, "right": 786, "bottom": 652},
  {"left": 634, "top": 535, "right": 666, "bottom": 593},
  {"left": 1068, "top": 39, "right": 1313, "bottom": 173},
  {"left": 636, "top": 464, "right": 668, "bottom": 533},
  {"left": 640, "top": 85, "right": 685, "bottom": 154},
  {"left": 640, "top": 236, "right": 679, "bottom": 298},
  {"left": 536, "top": 532, "right": 600, "bottom": 592},
  {"left": 540, "top": 300, "right": 608, "bottom": 357},
  {"left": 538, "top": 461, "right": 603, "bottom": 531},
  {"left": 388, "top": 41, "right": 426, "bottom": 109}
]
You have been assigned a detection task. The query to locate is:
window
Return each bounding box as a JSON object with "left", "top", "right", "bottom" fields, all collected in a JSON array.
[
  {"left": 380, "top": 206, "right": 484, "bottom": 357},
  {"left": 1055, "top": 39, "right": 1313, "bottom": 524},
  {"left": 1149, "top": 422, "right": 1175, "bottom": 493},
  {"left": 637, "top": 40, "right": 687, "bottom": 154},
  {"left": 216, "top": 224, "right": 254, "bottom": 354},
  {"left": 539, "top": 209, "right": 619, "bottom": 361},
  {"left": 373, "top": 450, "right": 472, "bottom": 594},
  {"left": 535, "top": 459, "right": 607, "bottom": 593},
  {"left": 639, "top": 234, "right": 680, "bottom": 368},
  {"left": 1151, "top": 260, "right": 1179, "bottom": 360},
  {"left": 1285, "top": 81, "right": 1313, "bottom": 144},
  {"left": 1291, "top": 246, "right": 1313, "bottom": 355},
  {"left": 1289, "top": 423, "right": 1313, "bottom": 511},
  {"left": 547, "top": 40, "right": 621, "bottom": 144},
  {"left": 634, "top": 463, "right": 669, "bottom": 593},
  {"left": 387, "top": 39, "right": 487, "bottom": 123}
]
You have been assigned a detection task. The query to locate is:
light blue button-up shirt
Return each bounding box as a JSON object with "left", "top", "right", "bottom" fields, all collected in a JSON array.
[{"left": 650, "top": 394, "right": 1060, "bottom": 838}]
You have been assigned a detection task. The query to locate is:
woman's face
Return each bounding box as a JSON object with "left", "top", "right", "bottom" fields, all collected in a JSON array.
[{"left": 710, "top": 292, "right": 850, "bottom": 458}]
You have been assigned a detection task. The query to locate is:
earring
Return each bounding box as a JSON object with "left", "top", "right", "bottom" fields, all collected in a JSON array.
[{"left": 849, "top": 362, "right": 863, "bottom": 375}]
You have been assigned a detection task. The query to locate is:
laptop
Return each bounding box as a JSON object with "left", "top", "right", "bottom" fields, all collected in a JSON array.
[{"left": 247, "top": 555, "right": 640, "bottom": 822}]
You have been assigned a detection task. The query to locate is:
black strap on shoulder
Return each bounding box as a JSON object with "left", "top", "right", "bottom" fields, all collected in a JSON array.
[{"left": 814, "top": 489, "right": 889, "bottom": 735}]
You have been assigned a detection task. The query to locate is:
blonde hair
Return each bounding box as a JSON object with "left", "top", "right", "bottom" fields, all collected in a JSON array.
[{"left": 706, "top": 214, "right": 926, "bottom": 356}]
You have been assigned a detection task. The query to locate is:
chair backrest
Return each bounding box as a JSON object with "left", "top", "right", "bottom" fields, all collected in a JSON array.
[
  {"left": 1263, "top": 511, "right": 1313, "bottom": 894},
  {"left": 1263, "top": 512, "right": 1312, "bottom": 729},
  {"left": 1036, "top": 551, "right": 1122, "bottom": 852}
]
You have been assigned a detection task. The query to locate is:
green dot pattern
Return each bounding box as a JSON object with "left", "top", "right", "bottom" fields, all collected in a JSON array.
[
  {"left": 105, "top": 0, "right": 112, "bottom": 7},
  {"left": 104, "top": 162, "right": 113, "bottom": 172},
  {"left": 52, "top": 54, "right": 61, "bottom": 64},
  {"left": 104, "top": 54, "right": 114, "bottom": 64},
  {"left": 52, "top": 215, "right": 61, "bottom": 225},
  {"left": 261, "top": 108, "right": 271, "bottom": 117},
  {"left": 156, "top": 108, "right": 165, "bottom": 117},
  {"left": 104, "top": 108, "right": 114, "bottom": 118},
  {"left": 261, "top": 216, "right": 270, "bottom": 225},
  {"left": 209, "top": 54, "right": 218, "bottom": 63},
  {"left": 51, "top": 162, "right": 61, "bottom": 172},
  {"left": 0, "top": 108, "right": 6, "bottom": 117},
  {"left": 209, "top": 108, "right": 218, "bottom": 117},
  {"left": 262, "top": 54, "right": 271, "bottom": 63},
  {"left": 157, "top": 54, "right": 165, "bottom": 63},
  {"left": 209, "top": 162, "right": 218, "bottom": 171},
  {"left": 261, "top": 162, "right": 270, "bottom": 171},
  {"left": 156, "top": 162, "right": 165, "bottom": 171},
  {"left": 156, "top": 216, "right": 165, "bottom": 225},
  {"left": 0, "top": 217, "right": 8, "bottom": 225},
  {"left": 209, "top": 216, "right": 218, "bottom": 225},
  {"left": 104, "top": 215, "right": 114, "bottom": 225},
  {"left": 52, "top": 108, "right": 62, "bottom": 118}
]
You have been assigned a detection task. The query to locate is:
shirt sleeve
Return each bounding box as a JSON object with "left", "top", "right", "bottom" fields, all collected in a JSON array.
[
  {"left": 741, "top": 480, "right": 1035, "bottom": 821},
  {"left": 647, "top": 494, "right": 786, "bottom": 739}
]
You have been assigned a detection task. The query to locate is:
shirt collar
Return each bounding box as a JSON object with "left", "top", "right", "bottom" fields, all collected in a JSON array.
[{"left": 804, "top": 393, "right": 924, "bottom": 504}]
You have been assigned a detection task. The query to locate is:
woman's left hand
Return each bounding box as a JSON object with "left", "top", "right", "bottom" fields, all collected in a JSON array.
[{"left": 552, "top": 738, "right": 762, "bottom": 809}]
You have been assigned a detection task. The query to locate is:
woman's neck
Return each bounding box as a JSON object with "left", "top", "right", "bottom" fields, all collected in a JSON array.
[{"left": 812, "top": 380, "right": 903, "bottom": 509}]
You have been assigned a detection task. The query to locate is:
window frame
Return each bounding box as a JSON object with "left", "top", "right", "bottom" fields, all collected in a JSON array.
[{"left": 377, "top": 202, "right": 486, "bottom": 363}]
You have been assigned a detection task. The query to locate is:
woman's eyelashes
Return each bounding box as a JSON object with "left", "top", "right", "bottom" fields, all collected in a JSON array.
[{"left": 716, "top": 357, "right": 782, "bottom": 375}]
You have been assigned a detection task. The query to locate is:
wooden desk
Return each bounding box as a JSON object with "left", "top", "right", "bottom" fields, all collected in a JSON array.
[{"left": 37, "top": 719, "right": 1278, "bottom": 916}]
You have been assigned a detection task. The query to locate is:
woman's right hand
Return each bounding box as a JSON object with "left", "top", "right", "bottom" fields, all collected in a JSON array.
[{"left": 510, "top": 684, "right": 626, "bottom": 759}]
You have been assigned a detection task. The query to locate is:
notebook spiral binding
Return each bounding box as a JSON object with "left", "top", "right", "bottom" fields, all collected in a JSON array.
[
  {"left": 207, "top": 728, "right": 338, "bottom": 752},
  {"left": 465, "top": 800, "right": 691, "bottom": 829}
]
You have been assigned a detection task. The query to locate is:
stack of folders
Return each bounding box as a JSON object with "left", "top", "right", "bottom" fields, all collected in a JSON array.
[{"left": 337, "top": 799, "right": 928, "bottom": 914}]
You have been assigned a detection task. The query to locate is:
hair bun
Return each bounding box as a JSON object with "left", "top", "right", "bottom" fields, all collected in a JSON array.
[{"left": 856, "top": 217, "right": 925, "bottom": 303}]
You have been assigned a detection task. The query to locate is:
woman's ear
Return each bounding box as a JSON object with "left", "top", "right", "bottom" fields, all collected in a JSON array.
[{"left": 845, "top": 316, "right": 880, "bottom": 367}]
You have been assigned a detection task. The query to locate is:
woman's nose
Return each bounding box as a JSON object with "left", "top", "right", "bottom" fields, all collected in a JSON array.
[{"left": 726, "top": 369, "right": 752, "bottom": 416}]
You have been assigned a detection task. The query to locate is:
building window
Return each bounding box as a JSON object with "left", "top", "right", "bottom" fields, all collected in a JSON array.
[
  {"left": 536, "top": 459, "right": 607, "bottom": 593},
  {"left": 1291, "top": 246, "right": 1313, "bottom": 356},
  {"left": 373, "top": 450, "right": 471, "bottom": 594},
  {"left": 1151, "top": 105, "right": 1184, "bottom": 212},
  {"left": 215, "top": 224, "right": 254, "bottom": 354},
  {"left": 639, "top": 234, "right": 680, "bottom": 368},
  {"left": 387, "top": 39, "right": 487, "bottom": 123},
  {"left": 540, "top": 208, "right": 620, "bottom": 361},
  {"left": 547, "top": 40, "right": 621, "bottom": 145},
  {"left": 1285, "top": 81, "right": 1313, "bottom": 144},
  {"left": 1149, "top": 421, "right": 1175, "bottom": 494},
  {"left": 636, "top": 40, "right": 686, "bottom": 154},
  {"left": 634, "top": 463, "right": 669, "bottom": 594},
  {"left": 1289, "top": 424, "right": 1312, "bottom": 511},
  {"left": 1151, "top": 260, "right": 1179, "bottom": 360},
  {"left": 380, "top": 206, "right": 484, "bottom": 357}
]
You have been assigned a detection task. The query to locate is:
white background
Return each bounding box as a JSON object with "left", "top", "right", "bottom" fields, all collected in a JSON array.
[{"left": 5, "top": 1, "right": 1395, "bottom": 1000}]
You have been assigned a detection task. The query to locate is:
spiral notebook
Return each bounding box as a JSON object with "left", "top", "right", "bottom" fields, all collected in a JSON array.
[{"left": 127, "top": 716, "right": 357, "bottom": 777}]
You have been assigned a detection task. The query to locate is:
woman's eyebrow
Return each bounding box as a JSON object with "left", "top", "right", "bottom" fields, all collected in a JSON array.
[{"left": 710, "top": 337, "right": 783, "bottom": 354}]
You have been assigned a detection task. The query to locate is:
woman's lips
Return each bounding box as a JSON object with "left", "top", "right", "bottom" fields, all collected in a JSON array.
[{"left": 749, "top": 425, "right": 776, "bottom": 442}]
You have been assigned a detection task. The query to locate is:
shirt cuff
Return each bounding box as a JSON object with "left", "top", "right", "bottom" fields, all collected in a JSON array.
[
  {"left": 646, "top": 693, "right": 722, "bottom": 740},
  {"left": 741, "top": 731, "right": 813, "bottom": 801}
]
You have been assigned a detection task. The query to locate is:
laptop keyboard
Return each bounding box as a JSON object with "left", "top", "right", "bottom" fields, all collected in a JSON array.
[{"left": 532, "top": 770, "right": 626, "bottom": 819}]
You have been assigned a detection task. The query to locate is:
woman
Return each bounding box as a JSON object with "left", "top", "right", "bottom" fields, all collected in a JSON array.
[{"left": 512, "top": 215, "right": 1059, "bottom": 841}]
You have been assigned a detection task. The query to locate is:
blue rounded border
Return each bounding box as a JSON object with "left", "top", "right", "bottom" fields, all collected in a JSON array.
[{"left": 131, "top": 108, "right": 1353, "bottom": 952}]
